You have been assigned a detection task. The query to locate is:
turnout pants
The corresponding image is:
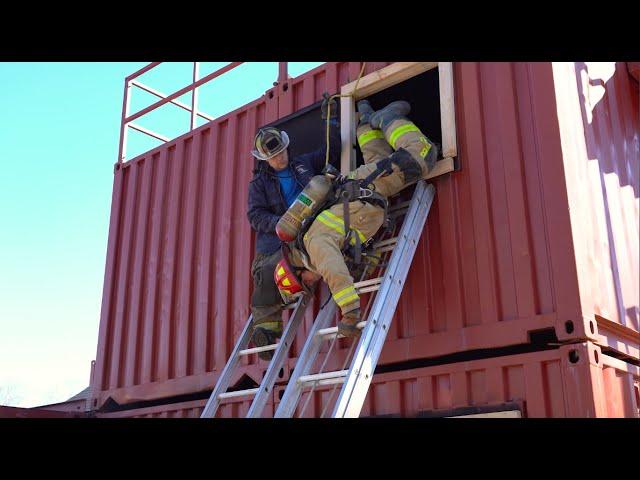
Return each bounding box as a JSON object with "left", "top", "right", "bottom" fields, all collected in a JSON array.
[
  {"left": 353, "top": 119, "right": 437, "bottom": 197},
  {"left": 301, "top": 118, "right": 436, "bottom": 316},
  {"left": 250, "top": 250, "right": 284, "bottom": 335}
]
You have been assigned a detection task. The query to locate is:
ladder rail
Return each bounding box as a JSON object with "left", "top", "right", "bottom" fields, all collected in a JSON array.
[
  {"left": 204, "top": 181, "right": 435, "bottom": 419},
  {"left": 274, "top": 299, "right": 337, "bottom": 417},
  {"left": 201, "top": 291, "right": 310, "bottom": 418},
  {"left": 275, "top": 197, "right": 401, "bottom": 418},
  {"left": 332, "top": 181, "right": 436, "bottom": 418},
  {"left": 200, "top": 314, "right": 255, "bottom": 418},
  {"left": 246, "top": 291, "right": 313, "bottom": 417}
]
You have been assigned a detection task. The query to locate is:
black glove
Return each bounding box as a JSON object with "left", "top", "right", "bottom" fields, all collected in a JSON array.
[
  {"left": 321, "top": 92, "right": 338, "bottom": 120},
  {"left": 321, "top": 163, "right": 341, "bottom": 178}
]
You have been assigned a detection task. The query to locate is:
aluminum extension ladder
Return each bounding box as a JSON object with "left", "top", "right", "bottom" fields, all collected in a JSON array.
[
  {"left": 201, "top": 180, "right": 436, "bottom": 418},
  {"left": 200, "top": 289, "right": 314, "bottom": 418}
]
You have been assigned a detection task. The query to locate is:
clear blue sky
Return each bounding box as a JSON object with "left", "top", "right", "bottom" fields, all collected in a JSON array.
[{"left": 0, "top": 62, "right": 323, "bottom": 408}]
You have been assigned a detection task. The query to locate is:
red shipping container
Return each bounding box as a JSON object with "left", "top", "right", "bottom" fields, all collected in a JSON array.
[
  {"left": 95, "top": 396, "right": 273, "bottom": 419},
  {"left": 92, "top": 342, "right": 638, "bottom": 418},
  {"left": 0, "top": 406, "right": 85, "bottom": 418},
  {"left": 274, "top": 343, "right": 639, "bottom": 418},
  {"left": 91, "top": 62, "right": 638, "bottom": 410}
]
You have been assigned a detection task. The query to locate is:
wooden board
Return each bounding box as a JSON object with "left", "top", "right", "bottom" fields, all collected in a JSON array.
[
  {"left": 342, "top": 62, "right": 438, "bottom": 100},
  {"left": 438, "top": 62, "right": 458, "bottom": 158}
]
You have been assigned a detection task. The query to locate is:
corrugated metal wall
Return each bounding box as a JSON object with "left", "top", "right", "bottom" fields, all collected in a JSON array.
[
  {"left": 92, "top": 62, "right": 638, "bottom": 410},
  {"left": 96, "top": 397, "right": 273, "bottom": 419},
  {"left": 274, "top": 344, "right": 639, "bottom": 418},
  {"left": 552, "top": 62, "right": 639, "bottom": 358},
  {"left": 95, "top": 344, "right": 639, "bottom": 418},
  {"left": 93, "top": 63, "right": 394, "bottom": 406}
]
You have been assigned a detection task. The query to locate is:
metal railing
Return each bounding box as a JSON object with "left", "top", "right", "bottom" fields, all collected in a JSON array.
[{"left": 118, "top": 62, "right": 291, "bottom": 164}]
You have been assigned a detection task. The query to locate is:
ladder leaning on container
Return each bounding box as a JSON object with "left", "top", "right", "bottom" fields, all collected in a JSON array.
[
  {"left": 201, "top": 178, "right": 437, "bottom": 418},
  {"left": 201, "top": 61, "right": 458, "bottom": 418}
]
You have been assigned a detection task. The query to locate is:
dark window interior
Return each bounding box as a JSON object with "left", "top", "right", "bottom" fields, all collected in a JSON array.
[
  {"left": 264, "top": 66, "right": 442, "bottom": 172},
  {"left": 360, "top": 68, "right": 442, "bottom": 168},
  {"left": 269, "top": 102, "right": 338, "bottom": 168}
]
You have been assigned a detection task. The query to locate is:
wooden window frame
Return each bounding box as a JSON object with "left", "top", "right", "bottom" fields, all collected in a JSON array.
[{"left": 340, "top": 62, "right": 457, "bottom": 177}]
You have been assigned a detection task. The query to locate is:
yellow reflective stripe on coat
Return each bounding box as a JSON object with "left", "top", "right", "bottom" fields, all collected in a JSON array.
[
  {"left": 316, "top": 211, "right": 367, "bottom": 246},
  {"left": 357, "top": 129, "right": 385, "bottom": 147},
  {"left": 389, "top": 124, "right": 421, "bottom": 149},
  {"left": 333, "top": 285, "right": 359, "bottom": 307}
]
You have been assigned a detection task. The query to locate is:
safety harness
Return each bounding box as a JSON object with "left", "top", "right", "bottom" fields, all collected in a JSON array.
[{"left": 291, "top": 163, "right": 394, "bottom": 272}]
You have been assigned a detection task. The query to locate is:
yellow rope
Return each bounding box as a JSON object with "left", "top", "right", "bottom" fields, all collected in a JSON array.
[{"left": 324, "top": 62, "right": 367, "bottom": 166}]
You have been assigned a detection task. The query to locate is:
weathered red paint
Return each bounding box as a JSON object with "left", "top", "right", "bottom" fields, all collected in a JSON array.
[
  {"left": 552, "top": 62, "right": 639, "bottom": 358},
  {"left": 274, "top": 343, "right": 639, "bottom": 418},
  {"left": 95, "top": 396, "right": 274, "bottom": 419},
  {"left": 92, "top": 62, "right": 639, "bottom": 410},
  {"left": 0, "top": 406, "right": 85, "bottom": 418},
  {"left": 94, "top": 343, "right": 638, "bottom": 418}
]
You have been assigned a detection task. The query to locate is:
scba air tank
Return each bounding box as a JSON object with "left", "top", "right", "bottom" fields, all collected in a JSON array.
[{"left": 276, "top": 174, "right": 333, "bottom": 242}]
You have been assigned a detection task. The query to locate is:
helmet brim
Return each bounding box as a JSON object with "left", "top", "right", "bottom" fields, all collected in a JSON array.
[{"left": 251, "top": 131, "right": 289, "bottom": 160}]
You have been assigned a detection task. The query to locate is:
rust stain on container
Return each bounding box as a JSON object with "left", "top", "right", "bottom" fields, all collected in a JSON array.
[{"left": 92, "top": 62, "right": 638, "bottom": 409}]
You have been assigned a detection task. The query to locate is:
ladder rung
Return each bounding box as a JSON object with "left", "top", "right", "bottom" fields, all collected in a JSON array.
[
  {"left": 317, "top": 321, "right": 367, "bottom": 338},
  {"left": 354, "top": 277, "right": 383, "bottom": 289},
  {"left": 357, "top": 285, "right": 381, "bottom": 294},
  {"left": 239, "top": 344, "right": 278, "bottom": 356},
  {"left": 389, "top": 209, "right": 408, "bottom": 219},
  {"left": 218, "top": 388, "right": 259, "bottom": 400},
  {"left": 372, "top": 237, "right": 398, "bottom": 249},
  {"left": 389, "top": 200, "right": 411, "bottom": 212},
  {"left": 298, "top": 370, "right": 349, "bottom": 385}
]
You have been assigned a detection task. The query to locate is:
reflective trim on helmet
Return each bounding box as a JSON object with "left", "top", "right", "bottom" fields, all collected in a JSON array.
[
  {"left": 274, "top": 256, "right": 304, "bottom": 296},
  {"left": 388, "top": 124, "right": 421, "bottom": 150},
  {"left": 357, "top": 129, "right": 385, "bottom": 148}
]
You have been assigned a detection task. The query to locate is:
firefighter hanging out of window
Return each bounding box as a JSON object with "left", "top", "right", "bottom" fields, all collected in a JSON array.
[
  {"left": 246, "top": 94, "right": 341, "bottom": 360},
  {"left": 273, "top": 99, "right": 439, "bottom": 340}
]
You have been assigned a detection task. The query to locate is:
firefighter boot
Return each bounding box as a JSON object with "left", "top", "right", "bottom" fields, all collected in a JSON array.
[
  {"left": 369, "top": 100, "right": 411, "bottom": 131},
  {"left": 338, "top": 308, "right": 362, "bottom": 338},
  {"left": 251, "top": 322, "right": 282, "bottom": 361},
  {"left": 357, "top": 100, "right": 375, "bottom": 125},
  {"left": 356, "top": 100, "right": 394, "bottom": 165}
]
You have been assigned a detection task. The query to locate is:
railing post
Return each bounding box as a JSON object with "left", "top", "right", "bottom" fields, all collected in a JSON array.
[
  {"left": 278, "top": 62, "right": 288, "bottom": 83},
  {"left": 85, "top": 360, "right": 96, "bottom": 413},
  {"left": 191, "top": 62, "right": 199, "bottom": 131},
  {"left": 117, "top": 79, "right": 132, "bottom": 164}
]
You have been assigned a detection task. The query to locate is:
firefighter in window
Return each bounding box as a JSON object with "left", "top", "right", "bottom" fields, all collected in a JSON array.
[{"left": 274, "top": 99, "right": 439, "bottom": 340}]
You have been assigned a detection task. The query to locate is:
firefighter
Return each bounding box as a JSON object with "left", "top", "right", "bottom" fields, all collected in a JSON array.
[
  {"left": 247, "top": 95, "right": 340, "bottom": 360},
  {"left": 276, "top": 99, "right": 439, "bottom": 338}
]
